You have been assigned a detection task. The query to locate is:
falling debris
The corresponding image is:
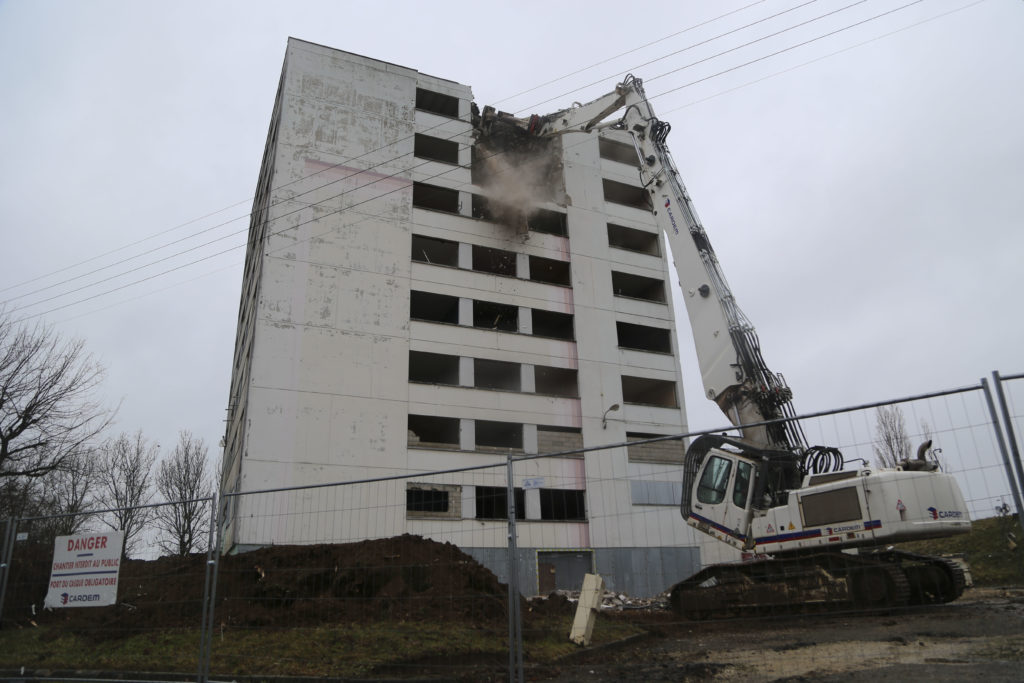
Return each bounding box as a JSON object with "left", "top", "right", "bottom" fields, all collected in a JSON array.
[{"left": 471, "top": 104, "right": 564, "bottom": 234}]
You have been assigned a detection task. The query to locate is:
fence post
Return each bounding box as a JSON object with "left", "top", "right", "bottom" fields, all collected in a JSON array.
[
  {"left": 993, "top": 372, "right": 1024, "bottom": 518},
  {"left": 981, "top": 377, "right": 1024, "bottom": 536},
  {"left": 198, "top": 493, "right": 223, "bottom": 683},
  {"left": 196, "top": 495, "right": 218, "bottom": 682},
  {"left": 506, "top": 455, "right": 524, "bottom": 683},
  {"left": 0, "top": 518, "right": 16, "bottom": 627}
]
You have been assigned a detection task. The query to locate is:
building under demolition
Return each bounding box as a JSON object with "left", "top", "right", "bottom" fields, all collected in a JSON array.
[{"left": 221, "top": 38, "right": 727, "bottom": 595}]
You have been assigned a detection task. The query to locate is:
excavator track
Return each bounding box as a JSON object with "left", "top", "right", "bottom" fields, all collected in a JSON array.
[{"left": 669, "top": 550, "right": 963, "bottom": 620}]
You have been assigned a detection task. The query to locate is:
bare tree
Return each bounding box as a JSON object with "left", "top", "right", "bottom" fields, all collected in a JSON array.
[
  {"left": 872, "top": 405, "right": 912, "bottom": 468},
  {"left": 154, "top": 431, "right": 212, "bottom": 556},
  {"left": 0, "top": 315, "right": 113, "bottom": 480},
  {"left": 37, "top": 448, "right": 98, "bottom": 537},
  {"left": 97, "top": 431, "right": 157, "bottom": 558}
]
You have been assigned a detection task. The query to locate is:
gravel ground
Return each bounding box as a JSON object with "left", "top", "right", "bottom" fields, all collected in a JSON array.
[{"left": 533, "top": 587, "right": 1024, "bottom": 682}]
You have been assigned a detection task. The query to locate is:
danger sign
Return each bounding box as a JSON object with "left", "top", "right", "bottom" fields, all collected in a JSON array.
[{"left": 44, "top": 531, "right": 125, "bottom": 609}]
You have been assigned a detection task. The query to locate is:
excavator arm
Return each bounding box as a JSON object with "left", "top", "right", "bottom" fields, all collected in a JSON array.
[{"left": 527, "top": 75, "right": 804, "bottom": 451}]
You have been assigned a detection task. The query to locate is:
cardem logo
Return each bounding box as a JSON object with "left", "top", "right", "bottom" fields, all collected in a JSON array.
[
  {"left": 928, "top": 506, "right": 963, "bottom": 520},
  {"left": 61, "top": 592, "right": 69, "bottom": 605}
]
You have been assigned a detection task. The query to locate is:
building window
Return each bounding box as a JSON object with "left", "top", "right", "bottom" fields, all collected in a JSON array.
[
  {"left": 475, "top": 420, "right": 523, "bottom": 451},
  {"left": 612, "top": 271, "right": 666, "bottom": 303},
  {"left": 616, "top": 321, "right": 672, "bottom": 353},
  {"left": 475, "top": 486, "right": 525, "bottom": 520},
  {"left": 474, "top": 358, "right": 521, "bottom": 391},
  {"left": 528, "top": 255, "right": 571, "bottom": 286},
  {"left": 413, "top": 182, "right": 460, "bottom": 213},
  {"left": 415, "top": 88, "right": 459, "bottom": 118},
  {"left": 472, "top": 245, "right": 517, "bottom": 277},
  {"left": 627, "top": 432, "right": 684, "bottom": 463},
  {"left": 414, "top": 134, "right": 460, "bottom": 164},
  {"left": 406, "top": 483, "right": 462, "bottom": 519},
  {"left": 540, "top": 488, "right": 586, "bottom": 521},
  {"left": 603, "top": 178, "right": 651, "bottom": 211},
  {"left": 621, "top": 376, "right": 678, "bottom": 408},
  {"left": 630, "top": 480, "right": 683, "bottom": 506},
  {"left": 531, "top": 309, "right": 574, "bottom": 340},
  {"left": 598, "top": 137, "right": 638, "bottom": 166},
  {"left": 412, "top": 234, "right": 459, "bottom": 266},
  {"left": 409, "top": 351, "right": 460, "bottom": 385},
  {"left": 607, "top": 223, "right": 660, "bottom": 256},
  {"left": 537, "top": 426, "right": 583, "bottom": 454},
  {"left": 473, "top": 300, "right": 518, "bottom": 332},
  {"left": 528, "top": 209, "right": 568, "bottom": 236},
  {"left": 410, "top": 290, "right": 460, "bottom": 324},
  {"left": 534, "top": 366, "right": 578, "bottom": 397},
  {"left": 408, "top": 415, "right": 460, "bottom": 449}
]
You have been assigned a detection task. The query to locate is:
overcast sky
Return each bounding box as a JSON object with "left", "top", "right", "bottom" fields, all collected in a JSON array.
[{"left": 0, "top": 0, "right": 1021, "bottom": 486}]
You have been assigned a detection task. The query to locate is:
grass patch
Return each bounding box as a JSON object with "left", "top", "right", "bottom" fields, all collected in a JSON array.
[
  {"left": 898, "top": 513, "right": 1024, "bottom": 586},
  {"left": 0, "top": 613, "right": 644, "bottom": 677}
]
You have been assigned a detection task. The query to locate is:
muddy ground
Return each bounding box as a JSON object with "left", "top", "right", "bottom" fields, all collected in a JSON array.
[{"left": 538, "top": 587, "right": 1024, "bottom": 682}]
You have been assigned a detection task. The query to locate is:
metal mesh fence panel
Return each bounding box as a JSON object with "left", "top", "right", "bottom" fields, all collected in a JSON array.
[
  {"left": 510, "top": 384, "right": 1024, "bottom": 679},
  {"left": 0, "top": 380, "right": 1022, "bottom": 681},
  {"left": 208, "top": 469, "right": 516, "bottom": 680},
  {"left": 0, "top": 500, "right": 215, "bottom": 679}
]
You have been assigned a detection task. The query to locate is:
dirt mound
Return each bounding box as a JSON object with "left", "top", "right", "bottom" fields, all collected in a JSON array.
[{"left": 3, "top": 535, "right": 508, "bottom": 635}]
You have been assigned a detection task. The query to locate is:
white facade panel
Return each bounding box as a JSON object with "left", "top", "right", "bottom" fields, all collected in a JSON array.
[{"left": 224, "top": 38, "right": 705, "bottom": 594}]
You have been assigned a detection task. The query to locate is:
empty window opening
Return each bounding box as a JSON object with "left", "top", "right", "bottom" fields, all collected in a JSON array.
[
  {"left": 475, "top": 420, "right": 523, "bottom": 450},
  {"left": 411, "top": 234, "right": 459, "bottom": 266},
  {"left": 471, "top": 193, "right": 494, "bottom": 220},
  {"left": 408, "top": 415, "right": 460, "bottom": 449},
  {"left": 406, "top": 483, "right": 461, "bottom": 519},
  {"left": 531, "top": 309, "right": 574, "bottom": 340},
  {"left": 473, "top": 245, "right": 518, "bottom": 277},
  {"left": 616, "top": 321, "right": 672, "bottom": 353},
  {"left": 612, "top": 271, "right": 666, "bottom": 303},
  {"left": 540, "top": 488, "right": 586, "bottom": 521},
  {"left": 621, "top": 376, "right": 678, "bottom": 408},
  {"left": 603, "top": 178, "right": 651, "bottom": 211},
  {"left": 414, "top": 134, "right": 460, "bottom": 164},
  {"left": 528, "top": 255, "right": 571, "bottom": 286},
  {"left": 537, "top": 426, "right": 583, "bottom": 454},
  {"left": 599, "top": 137, "right": 639, "bottom": 166},
  {"left": 473, "top": 300, "right": 518, "bottom": 332},
  {"left": 474, "top": 358, "right": 521, "bottom": 391},
  {"left": 415, "top": 88, "right": 459, "bottom": 118},
  {"left": 528, "top": 209, "right": 568, "bottom": 236},
  {"left": 475, "top": 486, "right": 525, "bottom": 520},
  {"left": 607, "top": 223, "right": 660, "bottom": 256},
  {"left": 407, "top": 487, "right": 449, "bottom": 513},
  {"left": 409, "top": 351, "right": 460, "bottom": 385},
  {"left": 410, "top": 290, "right": 459, "bottom": 325},
  {"left": 471, "top": 194, "right": 529, "bottom": 233},
  {"left": 534, "top": 366, "right": 578, "bottom": 397},
  {"left": 413, "top": 182, "right": 460, "bottom": 213},
  {"left": 627, "top": 432, "right": 684, "bottom": 464}
]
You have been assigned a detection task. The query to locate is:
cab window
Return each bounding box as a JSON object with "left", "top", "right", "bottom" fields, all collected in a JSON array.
[
  {"left": 732, "top": 460, "right": 753, "bottom": 507},
  {"left": 697, "top": 455, "right": 732, "bottom": 505}
]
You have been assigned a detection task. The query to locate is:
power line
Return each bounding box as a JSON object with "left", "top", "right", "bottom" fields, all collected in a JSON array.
[
  {"left": 492, "top": 0, "right": 768, "bottom": 107},
  {"left": 514, "top": 0, "right": 842, "bottom": 114},
  {"left": 661, "top": 0, "right": 988, "bottom": 116},
  {"left": 0, "top": 1, "right": 807, "bottom": 305},
  {"left": 3, "top": 0, "right": 849, "bottom": 311},
  {"left": 10, "top": 0, "right": 962, "bottom": 321}
]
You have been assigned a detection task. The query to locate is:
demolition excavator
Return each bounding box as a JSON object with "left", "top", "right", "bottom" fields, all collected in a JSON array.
[{"left": 486, "top": 75, "right": 971, "bottom": 617}]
